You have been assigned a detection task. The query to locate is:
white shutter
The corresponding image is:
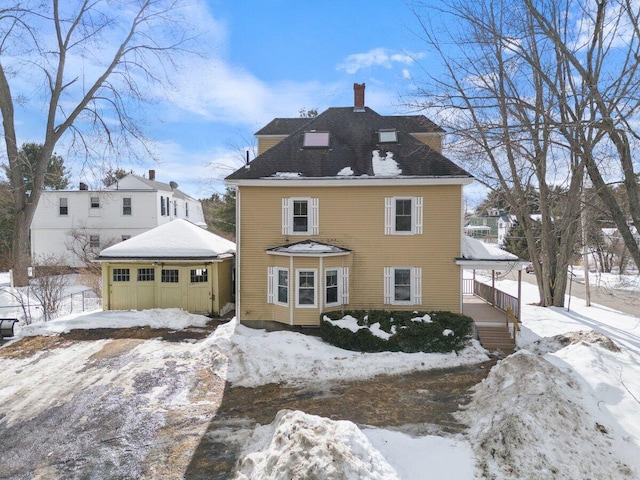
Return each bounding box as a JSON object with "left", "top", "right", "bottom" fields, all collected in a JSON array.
[
  {"left": 412, "top": 267, "right": 422, "bottom": 305},
  {"left": 383, "top": 267, "right": 392, "bottom": 304},
  {"left": 311, "top": 198, "right": 319, "bottom": 235},
  {"left": 384, "top": 198, "right": 393, "bottom": 235},
  {"left": 341, "top": 267, "right": 349, "bottom": 305},
  {"left": 267, "top": 267, "right": 275, "bottom": 303},
  {"left": 282, "top": 198, "right": 290, "bottom": 235},
  {"left": 414, "top": 197, "right": 423, "bottom": 234}
]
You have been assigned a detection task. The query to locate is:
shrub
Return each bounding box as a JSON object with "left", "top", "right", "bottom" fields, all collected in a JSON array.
[{"left": 321, "top": 310, "right": 473, "bottom": 354}]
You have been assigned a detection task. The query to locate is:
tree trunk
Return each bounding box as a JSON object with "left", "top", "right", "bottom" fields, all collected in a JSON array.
[{"left": 11, "top": 210, "right": 31, "bottom": 286}]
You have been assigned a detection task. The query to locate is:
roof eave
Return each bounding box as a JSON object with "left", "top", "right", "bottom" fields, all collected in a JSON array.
[{"left": 226, "top": 176, "right": 474, "bottom": 187}]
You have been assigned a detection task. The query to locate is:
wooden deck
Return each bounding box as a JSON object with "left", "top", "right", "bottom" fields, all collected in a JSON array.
[{"left": 463, "top": 295, "right": 516, "bottom": 356}]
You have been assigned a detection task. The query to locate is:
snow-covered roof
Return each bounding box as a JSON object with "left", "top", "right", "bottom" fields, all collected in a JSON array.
[
  {"left": 98, "top": 219, "right": 235, "bottom": 260},
  {"left": 456, "top": 235, "right": 528, "bottom": 270},
  {"left": 266, "top": 239, "right": 351, "bottom": 256}
]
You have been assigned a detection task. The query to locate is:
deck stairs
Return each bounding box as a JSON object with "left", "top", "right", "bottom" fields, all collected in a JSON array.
[
  {"left": 464, "top": 296, "right": 517, "bottom": 357},
  {"left": 476, "top": 324, "right": 516, "bottom": 356}
]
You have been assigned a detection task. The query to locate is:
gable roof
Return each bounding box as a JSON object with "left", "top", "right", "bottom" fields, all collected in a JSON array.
[
  {"left": 226, "top": 107, "right": 471, "bottom": 182},
  {"left": 107, "top": 174, "right": 196, "bottom": 201},
  {"left": 98, "top": 219, "right": 235, "bottom": 260}
]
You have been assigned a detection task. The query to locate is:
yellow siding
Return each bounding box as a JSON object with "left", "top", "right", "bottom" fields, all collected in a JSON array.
[
  {"left": 257, "top": 136, "right": 287, "bottom": 155},
  {"left": 237, "top": 184, "right": 463, "bottom": 326},
  {"left": 410, "top": 133, "right": 442, "bottom": 153}
]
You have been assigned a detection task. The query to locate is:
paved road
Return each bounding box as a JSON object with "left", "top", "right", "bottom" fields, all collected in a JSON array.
[{"left": 504, "top": 270, "right": 640, "bottom": 318}]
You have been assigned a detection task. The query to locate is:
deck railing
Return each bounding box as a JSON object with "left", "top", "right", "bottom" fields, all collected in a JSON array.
[{"left": 464, "top": 278, "right": 520, "bottom": 321}]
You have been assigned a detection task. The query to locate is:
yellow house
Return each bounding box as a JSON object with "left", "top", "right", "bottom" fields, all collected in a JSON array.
[
  {"left": 225, "top": 83, "right": 473, "bottom": 326},
  {"left": 98, "top": 219, "right": 235, "bottom": 316}
]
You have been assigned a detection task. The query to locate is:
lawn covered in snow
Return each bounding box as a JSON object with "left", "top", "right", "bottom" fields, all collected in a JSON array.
[{"left": 2, "top": 274, "right": 640, "bottom": 478}]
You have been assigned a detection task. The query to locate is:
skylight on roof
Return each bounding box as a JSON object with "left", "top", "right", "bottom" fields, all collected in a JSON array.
[
  {"left": 303, "top": 131, "right": 330, "bottom": 148},
  {"left": 378, "top": 129, "right": 398, "bottom": 143}
]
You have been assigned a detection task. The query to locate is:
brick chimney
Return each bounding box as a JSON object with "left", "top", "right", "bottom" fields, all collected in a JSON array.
[
  {"left": 354, "top": 83, "right": 365, "bottom": 112},
  {"left": 149, "top": 169, "right": 155, "bottom": 181}
]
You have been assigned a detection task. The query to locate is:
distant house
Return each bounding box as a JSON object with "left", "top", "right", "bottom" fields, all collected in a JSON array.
[
  {"left": 98, "top": 219, "right": 235, "bottom": 316},
  {"left": 30, "top": 170, "right": 206, "bottom": 267},
  {"left": 225, "top": 83, "right": 474, "bottom": 327}
]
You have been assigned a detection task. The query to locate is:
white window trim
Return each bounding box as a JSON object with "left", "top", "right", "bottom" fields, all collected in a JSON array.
[
  {"left": 324, "top": 267, "right": 349, "bottom": 307},
  {"left": 267, "top": 267, "right": 289, "bottom": 306},
  {"left": 282, "top": 197, "right": 319, "bottom": 235},
  {"left": 384, "top": 197, "right": 423, "bottom": 235},
  {"left": 295, "top": 268, "right": 318, "bottom": 308},
  {"left": 383, "top": 267, "right": 422, "bottom": 305}
]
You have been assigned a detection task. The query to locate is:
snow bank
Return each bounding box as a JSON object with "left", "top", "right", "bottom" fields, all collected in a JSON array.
[
  {"left": 234, "top": 410, "right": 400, "bottom": 480},
  {"left": 18, "top": 308, "right": 210, "bottom": 337},
  {"left": 457, "top": 349, "right": 637, "bottom": 479},
  {"left": 211, "top": 319, "right": 489, "bottom": 387}
]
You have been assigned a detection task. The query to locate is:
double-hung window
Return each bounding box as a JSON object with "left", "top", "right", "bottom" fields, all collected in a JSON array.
[
  {"left": 160, "top": 196, "right": 166, "bottom": 216},
  {"left": 267, "top": 267, "right": 289, "bottom": 306},
  {"left": 90, "top": 196, "right": 100, "bottom": 209},
  {"left": 383, "top": 267, "right": 422, "bottom": 305},
  {"left": 123, "top": 197, "right": 132, "bottom": 215},
  {"left": 282, "top": 198, "right": 319, "bottom": 235},
  {"left": 59, "top": 198, "right": 68, "bottom": 216},
  {"left": 296, "top": 269, "right": 317, "bottom": 308},
  {"left": 384, "top": 197, "right": 423, "bottom": 235},
  {"left": 325, "top": 267, "right": 349, "bottom": 306},
  {"left": 89, "top": 235, "right": 100, "bottom": 248}
]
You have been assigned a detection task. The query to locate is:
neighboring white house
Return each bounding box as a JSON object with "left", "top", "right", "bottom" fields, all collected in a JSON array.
[{"left": 30, "top": 170, "right": 206, "bottom": 267}]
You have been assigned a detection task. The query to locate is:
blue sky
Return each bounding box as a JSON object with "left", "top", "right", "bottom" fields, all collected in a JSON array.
[
  {"left": 10, "top": 0, "right": 458, "bottom": 199},
  {"left": 153, "top": 0, "right": 439, "bottom": 198}
]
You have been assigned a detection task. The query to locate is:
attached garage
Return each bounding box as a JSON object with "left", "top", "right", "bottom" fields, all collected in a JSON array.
[{"left": 98, "top": 219, "right": 235, "bottom": 316}]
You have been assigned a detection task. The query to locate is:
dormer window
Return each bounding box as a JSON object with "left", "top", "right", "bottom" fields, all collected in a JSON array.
[
  {"left": 379, "top": 129, "right": 398, "bottom": 143},
  {"left": 303, "top": 131, "right": 330, "bottom": 148}
]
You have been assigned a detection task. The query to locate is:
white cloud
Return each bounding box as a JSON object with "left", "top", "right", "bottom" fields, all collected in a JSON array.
[{"left": 337, "top": 48, "right": 426, "bottom": 74}]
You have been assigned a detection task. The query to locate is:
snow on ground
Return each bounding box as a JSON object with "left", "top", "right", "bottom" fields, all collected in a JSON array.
[
  {"left": 3, "top": 272, "right": 640, "bottom": 478},
  {"left": 17, "top": 308, "right": 210, "bottom": 337},
  {"left": 209, "top": 319, "right": 489, "bottom": 387}
]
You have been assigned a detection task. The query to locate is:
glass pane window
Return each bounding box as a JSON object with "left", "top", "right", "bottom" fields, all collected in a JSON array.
[
  {"left": 326, "top": 270, "right": 338, "bottom": 304},
  {"left": 394, "top": 269, "right": 411, "bottom": 302},
  {"left": 137, "top": 268, "right": 155, "bottom": 281},
  {"left": 298, "top": 270, "right": 315, "bottom": 306},
  {"left": 190, "top": 268, "right": 208, "bottom": 283},
  {"left": 277, "top": 270, "right": 288, "bottom": 304},
  {"left": 123, "top": 197, "right": 132, "bottom": 215},
  {"left": 161, "top": 269, "right": 179, "bottom": 283},
  {"left": 59, "top": 198, "right": 68, "bottom": 215},
  {"left": 293, "top": 200, "right": 308, "bottom": 232},
  {"left": 113, "top": 268, "right": 130, "bottom": 282},
  {"left": 160, "top": 196, "right": 166, "bottom": 216},
  {"left": 90, "top": 196, "right": 100, "bottom": 208},
  {"left": 89, "top": 235, "right": 100, "bottom": 248},
  {"left": 395, "top": 199, "right": 412, "bottom": 232}
]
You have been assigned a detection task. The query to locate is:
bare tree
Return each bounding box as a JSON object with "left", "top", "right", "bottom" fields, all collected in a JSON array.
[
  {"left": 0, "top": 1, "right": 196, "bottom": 286},
  {"left": 411, "top": 0, "right": 584, "bottom": 306},
  {"left": 520, "top": 0, "right": 640, "bottom": 272}
]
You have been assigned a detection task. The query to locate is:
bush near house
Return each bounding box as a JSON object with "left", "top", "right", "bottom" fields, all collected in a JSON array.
[{"left": 320, "top": 310, "right": 474, "bottom": 354}]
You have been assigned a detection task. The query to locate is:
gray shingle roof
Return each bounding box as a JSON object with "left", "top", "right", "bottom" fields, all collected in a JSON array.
[{"left": 227, "top": 107, "right": 471, "bottom": 181}]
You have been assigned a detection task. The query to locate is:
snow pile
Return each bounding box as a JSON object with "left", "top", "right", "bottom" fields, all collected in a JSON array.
[
  {"left": 234, "top": 410, "right": 400, "bottom": 480},
  {"left": 372, "top": 150, "right": 401, "bottom": 176},
  {"left": 18, "top": 308, "right": 210, "bottom": 336},
  {"left": 457, "top": 349, "right": 636, "bottom": 479},
  {"left": 322, "top": 315, "right": 394, "bottom": 340},
  {"left": 210, "top": 319, "right": 489, "bottom": 387},
  {"left": 337, "top": 166, "right": 354, "bottom": 176}
]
